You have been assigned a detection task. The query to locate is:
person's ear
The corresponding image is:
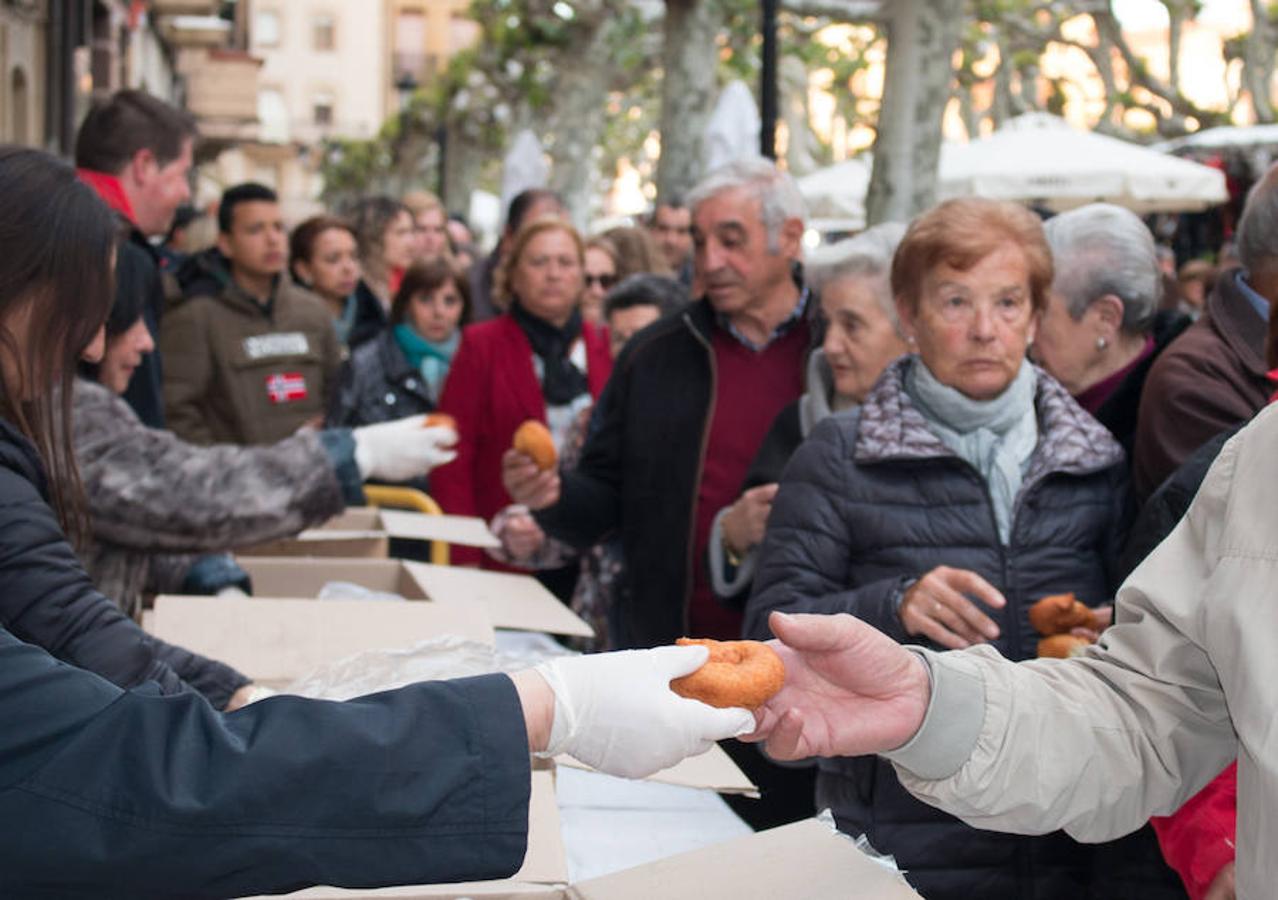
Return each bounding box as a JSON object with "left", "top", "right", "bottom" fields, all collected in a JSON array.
[
  {"left": 81, "top": 326, "right": 106, "bottom": 365},
  {"left": 895, "top": 295, "right": 918, "bottom": 344},
  {"left": 216, "top": 231, "right": 233, "bottom": 258},
  {"left": 1085, "top": 294, "right": 1125, "bottom": 341},
  {"left": 127, "top": 148, "right": 158, "bottom": 187},
  {"left": 294, "top": 258, "right": 314, "bottom": 285},
  {"left": 779, "top": 217, "right": 804, "bottom": 258}
]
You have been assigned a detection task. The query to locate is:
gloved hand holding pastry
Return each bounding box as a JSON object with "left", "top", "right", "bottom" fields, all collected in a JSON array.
[{"left": 353, "top": 415, "right": 458, "bottom": 481}]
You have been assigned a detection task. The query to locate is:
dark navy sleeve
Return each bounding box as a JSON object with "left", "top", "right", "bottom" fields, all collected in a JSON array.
[{"left": 0, "top": 627, "right": 531, "bottom": 898}]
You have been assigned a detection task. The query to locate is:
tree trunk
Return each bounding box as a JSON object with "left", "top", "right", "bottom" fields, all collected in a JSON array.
[
  {"left": 547, "top": 15, "right": 615, "bottom": 228},
  {"left": 1245, "top": 0, "right": 1277, "bottom": 123},
  {"left": 656, "top": 0, "right": 722, "bottom": 204},
  {"left": 866, "top": 0, "right": 963, "bottom": 224}
]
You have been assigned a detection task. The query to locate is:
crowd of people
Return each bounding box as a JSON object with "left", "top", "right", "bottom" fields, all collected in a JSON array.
[{"left": 1, "top": 86, "right": 1273, "bottom": 898}]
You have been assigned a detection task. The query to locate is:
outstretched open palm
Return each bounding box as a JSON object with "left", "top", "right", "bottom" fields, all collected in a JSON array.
[{"left": 743, "top": 612, "right": 932, "bottom": 761}]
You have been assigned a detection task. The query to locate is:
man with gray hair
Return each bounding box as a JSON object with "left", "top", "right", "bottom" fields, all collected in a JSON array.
[
  {"left": 1131, "top": 166, "right": 1278, "bottom": 499},
  {"left": 502, "top": 157, "right": 812, "bottom": 828},
  {"left": 1033, "top": 203, "right": 1191, "bottom": 461},
  {"left": 505, "top": 157, "right": 810, "bottom": 648}
]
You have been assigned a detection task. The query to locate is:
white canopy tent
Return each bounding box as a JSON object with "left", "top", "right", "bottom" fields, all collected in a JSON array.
[
  {"left": 1153, "top": 123, "right": 1278, "bottom": 154},
  {"left": 937, "top": 113, "right": 1228, "bottom": 214},
  {"left": 796, "top": 157, "right": 871, "bottom": 233}
]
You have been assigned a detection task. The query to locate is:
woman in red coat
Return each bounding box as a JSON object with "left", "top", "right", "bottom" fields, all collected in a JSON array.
[{"left": 434, "top": 217, "right": 612, "bottom": 565}]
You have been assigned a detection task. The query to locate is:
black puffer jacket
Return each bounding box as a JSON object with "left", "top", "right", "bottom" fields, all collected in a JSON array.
[
  {"left": 745, "top": 358, "right": 1181, "bottom": 899},
  {"left": 329, "top": 327, "right": 436, "bottom": 427},
  {"left": 0, "top": 417, "right": 249, "bottom": 708}
]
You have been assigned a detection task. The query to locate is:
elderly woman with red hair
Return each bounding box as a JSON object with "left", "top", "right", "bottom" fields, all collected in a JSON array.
[{"left": 745, "top": 199, "right": 1178, "bottom": 898}]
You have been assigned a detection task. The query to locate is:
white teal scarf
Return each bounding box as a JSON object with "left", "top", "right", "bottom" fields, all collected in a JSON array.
[{"left": 905, "top": 357, "right": 1038, "bottom": 545}]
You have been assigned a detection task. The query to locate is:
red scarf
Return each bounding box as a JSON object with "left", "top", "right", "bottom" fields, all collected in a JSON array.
[
  {"left": 77, "top": 168, "right": 136, "bottom": 225},
  {"left": 389, "top": 266, "right": 406, "bottom": 300}
]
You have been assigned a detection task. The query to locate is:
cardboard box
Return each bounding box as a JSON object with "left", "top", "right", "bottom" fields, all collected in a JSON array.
[
  {"left": 566, "top": 817, "right": 922, "bottom": 899},
  {"left": 243, "top": 817, "right": 919, "bottom": 899},
  {"left": 239, "top": 507, "right": 501, "bottom": 559},
  {"left": 233, "top": 558, "right": 593, "bottom": 639},
  {"left": 404, "top": 563, "right": 594, "bottom": 640},
  {"left": 557, "top": 744, "right": 757, "bottom": 797},
  {"left": 147, "top": 594, "right": 496, "bottom": 687},
  {"left": 243, "top": 768, "right": 569, "bottom": 900}
]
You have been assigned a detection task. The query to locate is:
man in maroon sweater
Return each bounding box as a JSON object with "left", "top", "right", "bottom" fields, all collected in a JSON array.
[
  {"left": 504, "top": 158, "right": 814, "bottom": 829},
  {"left": 505, "top": 157, "right": 810, "bottom": 648}
]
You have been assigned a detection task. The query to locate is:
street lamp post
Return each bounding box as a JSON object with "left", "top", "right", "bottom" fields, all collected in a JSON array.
[
  {"left": 394, "top": 71, "right": 419, "bottom": 114},
  {"left": 760, "top": 0, "right": 779, "bottom": 160}
]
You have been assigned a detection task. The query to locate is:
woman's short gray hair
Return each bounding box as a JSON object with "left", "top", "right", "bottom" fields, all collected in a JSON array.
[
  {"left": 686, "top": 156, "right": 807, "bottom": 253},
  {"left": 1237, "top": 165, "right": 1278, "bottom": 275},
  {"left": 1042, "top": 203, "right": 1159, "bottom": 334},
  {"left": 805, "top": 222, "right": 907, "bottom": 328}
]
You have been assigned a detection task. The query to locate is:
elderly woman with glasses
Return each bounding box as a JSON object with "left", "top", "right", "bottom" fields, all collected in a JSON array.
[{"left": 744, "top": 198, "right": 1180, "bottom": 899}]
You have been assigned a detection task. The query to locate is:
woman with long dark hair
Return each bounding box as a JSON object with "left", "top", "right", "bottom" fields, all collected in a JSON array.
[
  {"left": 0, "top": 145, "right": 255, "bottom": 706},
  {"left": 0, "top": 146, "right": 750, "bottom": 895}
]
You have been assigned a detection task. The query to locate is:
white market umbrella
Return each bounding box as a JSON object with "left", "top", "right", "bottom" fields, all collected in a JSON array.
[
  {"left": 938, "top": 113, "right": 1228, "bottom": 214},
  {"left": 703, "top": 80, "right": 761, "bottom": 174},
  {"left": 796, "top": 157, "right": 871, "bottom": 231},
  {"left": 1153, "top": 123, "right": 1278, "bottom": 153},
  {"left": 499, "top": 129, "right": 549, "bottom": 219}
]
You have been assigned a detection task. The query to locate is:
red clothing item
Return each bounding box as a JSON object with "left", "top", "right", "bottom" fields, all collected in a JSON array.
[
  {"left": 1151, "top": 763, "right": 1237, "bottom": 900},
  {"left": 77, "top": 168, "right": 137, "bottom": 224},
  {"left": 433, "top": 313, "right": 612, "bottom": 566},
  {"left": 389, "top": 266, "right": 406, "bottom": 300},
  {"left": 688, "top": 322, "right": 809, "bottom": 639}
]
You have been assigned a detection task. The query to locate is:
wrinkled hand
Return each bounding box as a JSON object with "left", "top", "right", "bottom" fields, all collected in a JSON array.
[
  {"left": 353, "top": 416, "right": 458, "bottom": 481},
  {"left": 498, "top": 505, "right": 546, "bottom": 562},
  {"left": 721, "top": 483, "right": 779, "bottom": 557},
  {"left": 502, "top": 448, "right": 561, "bottom": 510},
  {"left": 1070, "top": 604, "right": 1113, "bottom": 643},
  {"left": 743, "top": 612, "right": 931, "bottom": 761},
  {"left": 898, "top": 566, "right": 1006, "bottom": 650},
  {"left": 534, "top": 646, "right": 755, "bottom": 779},
  {"left": 1204, "top": 861, "right": 1236, "bottom": 900}
]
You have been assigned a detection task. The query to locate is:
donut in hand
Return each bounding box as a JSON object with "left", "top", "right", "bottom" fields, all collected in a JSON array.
[
  {"left": 1028, "top": 592, "right": 1099, "bottom": 636},
  {"left": 1037, "top": 634, "right": 1091, "bottom": 659},
  {"left": 670, "top": 637, "right": 785, "bottom": 710},
  {"left": 512, "top": 420, "right": 557, "bottom": 471},
  {"left": 424, "top": 413, "right": 457, "bottom": 431}
]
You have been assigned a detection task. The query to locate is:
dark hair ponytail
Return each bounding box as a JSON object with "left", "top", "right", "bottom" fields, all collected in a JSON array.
[{"left": 0, "top": 145, "right": 119, "bottom": 538}]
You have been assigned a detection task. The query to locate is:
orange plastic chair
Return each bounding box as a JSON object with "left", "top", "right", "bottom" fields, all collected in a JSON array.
[{"left": 361, "top": 484, "right": 450, "bottom": 566}]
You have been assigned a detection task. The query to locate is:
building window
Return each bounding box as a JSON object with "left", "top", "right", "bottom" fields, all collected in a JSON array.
[
  {"left": 255, "top": 9, "right": 281, "bottom": 48},
  {"left": 449, "top": 16, "right": 480, "bottom": 54},
  {"left": 313, "top": 14, "right": 336, "bottom": 52},
  {"left": 393, "top": 11, "right": 427, "bottom": 82},
  {"left": 313, "top": 91, "right": 335, "bottom": 127},
  {"left": 257, "top": 87, "right": 289, "bottom": 143}
]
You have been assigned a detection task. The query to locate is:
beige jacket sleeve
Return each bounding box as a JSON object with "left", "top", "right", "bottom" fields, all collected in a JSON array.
[{"left": 884, "top": 423, "right": 1242, "bottom": 843}]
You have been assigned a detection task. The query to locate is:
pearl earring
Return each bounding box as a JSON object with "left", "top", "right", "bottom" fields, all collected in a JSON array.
[{"left": 1096, "top": 337, "right": 1108, "bottom": 350}]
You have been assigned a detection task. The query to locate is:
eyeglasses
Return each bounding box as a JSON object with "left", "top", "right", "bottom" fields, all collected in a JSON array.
[{"left": 585, "top": 273, "right": 618, "bottom": 289}]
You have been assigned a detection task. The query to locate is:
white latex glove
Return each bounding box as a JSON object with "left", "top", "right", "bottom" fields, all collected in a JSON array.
[
  {"left": 353, "top": 416, "right": 458, "bottom": 481},
  {"left": 534, "top": 646, "right": 755, "bottom": 779}
]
